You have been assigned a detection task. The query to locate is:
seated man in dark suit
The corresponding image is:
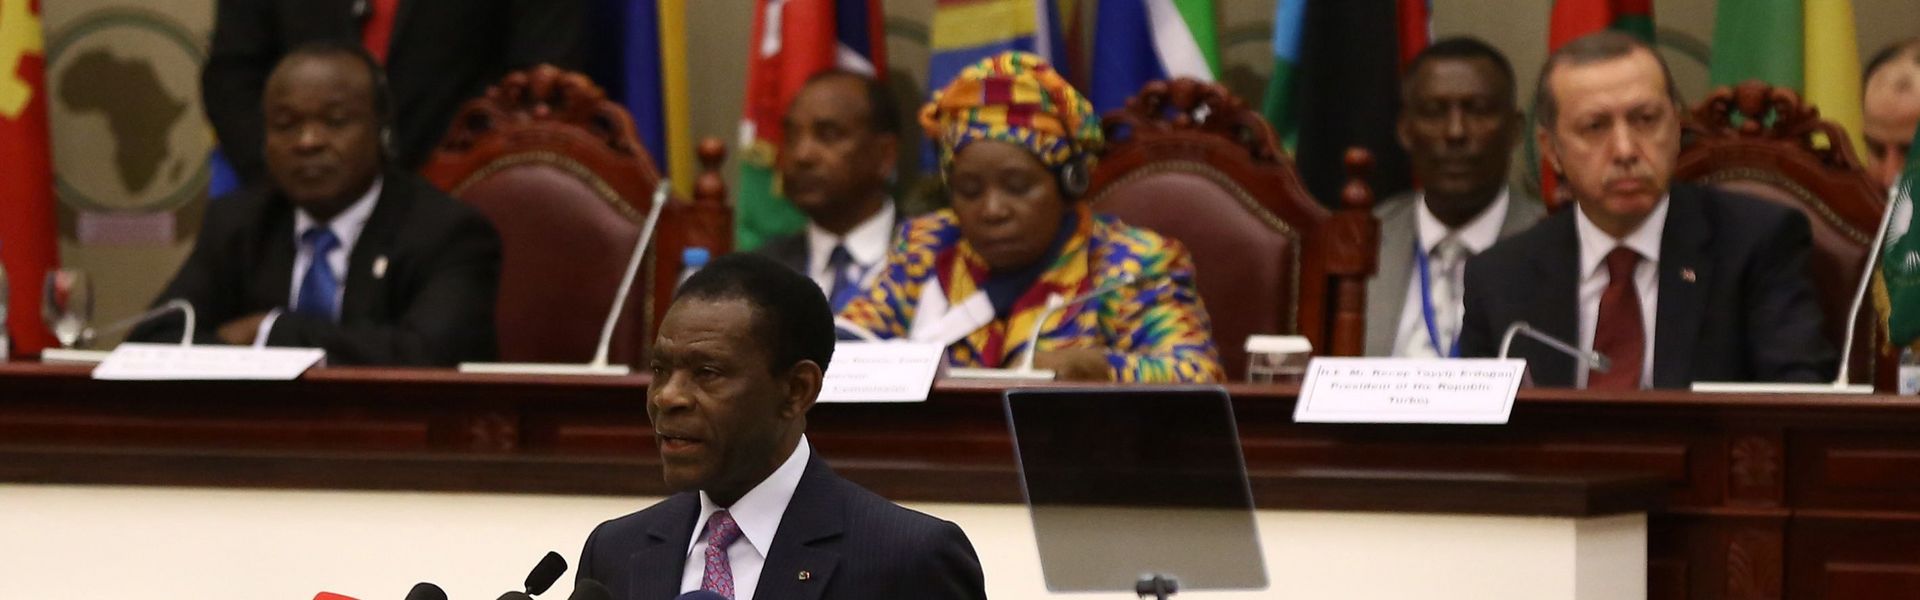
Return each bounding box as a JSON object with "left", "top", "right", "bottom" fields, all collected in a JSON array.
[
  {"left": 1366, "top": 37, "right": 1546, "bottom": 357},
  {"left": 130, "top": 42, "right": 501, "bottom": 366},
  {"left": 755, "top": 69, "right": 901, "bottom": 311},
  {"left": 577, "top": 253, "right": 986, "bottom": 599},
  {"left": 1457, "top": 31, "right": 1836, "bottom": 388}
]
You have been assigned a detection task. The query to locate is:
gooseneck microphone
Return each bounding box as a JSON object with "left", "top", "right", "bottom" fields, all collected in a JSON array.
[
  {"left": 1498, "top": 321, "right": 1611, "bottom": 375},
  {"left": 403, "top": 582, "right": 447, "bottom": 600},
  {"left": 1015, "top": 272, "right": 1145, "bottom": 373},
  {"left": 1834, "top": 184, "right": 1907, "bottom": 388},
  {"left": 525, "top": 551, "right": 569, "bottom": 596},
  {"left": 589, "top": 181, "right": 671, "bottom": 370},
  {"left": 97, "top": 298, "right": 197, "bottom": 347}
]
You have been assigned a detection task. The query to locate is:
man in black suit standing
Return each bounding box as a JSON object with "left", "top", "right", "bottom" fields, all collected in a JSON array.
[
  {"left": 1457, "top": 31, "right": 1836, "bottom": 388},
  {"left": 131, "top": 42, "right": 500, "bottom": 366},
  {"left": 576, "top": 253, "right": 986, "bottom": 600},
  {"left": 755, "top": 70, "right": 902, "bottom": 311},
  {"left": 202, "top": 0, "right": 584, "bottom": 184}
]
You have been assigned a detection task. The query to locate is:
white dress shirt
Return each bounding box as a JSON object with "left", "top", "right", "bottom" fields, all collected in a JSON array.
[
  {"left": 678, "top": 436, "right": 811, "bottom": 600},
  {"left": 1572, "top": 196, "right": 1667, "bottom": 389},
  {"left": 1391, "top": 188, "right": 1512, "bottom": 357},
  {"left": 253, "top": 178, "right": 383, "bottom": 344},
  {"left": 805, "top": 200, "right": 895, "bottom": 295}
]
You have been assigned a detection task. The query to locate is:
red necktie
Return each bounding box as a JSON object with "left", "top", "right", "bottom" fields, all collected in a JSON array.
[
  {"left": 360, "top": 0, "right": 399, "bottom": 64},
  {"left": 1589, "top": 247, "right": 1645, "bottom": 390}
]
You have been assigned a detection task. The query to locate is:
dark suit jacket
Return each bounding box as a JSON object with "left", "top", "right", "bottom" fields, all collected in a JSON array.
[
  {"left": 128, "top": 170, "right": 501, "bottom": 366},
  {"left": 753, "top": 207, "right": 906, "bottom": 279},
  {"left": 1363, "top": 189, "right": 1547, "bottom": 356},
  {"left": 578, "top": 453, "right": 987, "bottom": 600},
  {"left": 1457, "top": 184, "right": 1837, "bottom": 387},
  {"left": 202, "top": 0, "right": 584, "bottom": 183}
]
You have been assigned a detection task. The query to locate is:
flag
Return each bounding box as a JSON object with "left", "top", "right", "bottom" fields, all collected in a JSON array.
[
  {"left": 1877, "top": 126, "right": 1920, "bottom": 347},
  {"left": 586, "top": 0, "right": 696, "bottom": 198},
  {"left": 1535, "top": 0, "right": 1655, "bottom": 205},
  {"left": 735, "top": 0, "right": 886, "bottom": 251},
  {"left": 929, "top": 0, "right": 1067, "bottom": 103},
  {"left": 1708, "top": 0, "right": 1802, "bottom": 90},
  {"left": 1706, "top": 0, "right": 1864, "bottom": 157},
  {"left": 0, "top": 0, "right": 58, "bottom": 356},
  {"left": 1288, "top": 0, "right": 1413, "bottom": 207},
  {"left": 1260, "top": 0, "right": 1308, "bottom": 151},
  {"left": 1397, "top": 0, "right": 1430, "bottom": 70},
  {"left": 1087, "top": 0, "right": 1218, "bottom": 114},
  {"left": 1803, "top": 0, "right": 1864, "bottom": 158}
]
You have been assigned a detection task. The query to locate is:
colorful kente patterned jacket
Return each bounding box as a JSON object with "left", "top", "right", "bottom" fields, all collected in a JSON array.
[{"left": 837, "top": 204, "right": 1224, "bottom": 382}]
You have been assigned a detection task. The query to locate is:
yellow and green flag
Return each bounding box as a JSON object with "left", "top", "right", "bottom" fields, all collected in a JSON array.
[{"left": 1709, "top": 0, "right": 1865, "bottom": 156}]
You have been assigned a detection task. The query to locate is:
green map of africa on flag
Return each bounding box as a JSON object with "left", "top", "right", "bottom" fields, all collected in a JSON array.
[{"left": 1880, "top": 125, "right": 1920, "bottom": 347}]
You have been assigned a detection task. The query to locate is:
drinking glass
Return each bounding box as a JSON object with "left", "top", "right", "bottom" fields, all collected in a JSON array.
[{"left": 42, "top": 269, "right": 94, "bottom": 348}]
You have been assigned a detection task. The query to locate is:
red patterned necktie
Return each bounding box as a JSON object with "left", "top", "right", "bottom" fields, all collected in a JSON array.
[
  {"left": 700, "top": 510, "right": 744, "bottom": 598},
  {"left": 1589, "top": 247, "right": 1645, "bottom": 390}
]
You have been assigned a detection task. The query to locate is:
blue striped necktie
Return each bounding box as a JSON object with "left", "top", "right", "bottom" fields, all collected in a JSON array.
[{"left": 295, "top": 227, "right": 341, "bottom": 320}]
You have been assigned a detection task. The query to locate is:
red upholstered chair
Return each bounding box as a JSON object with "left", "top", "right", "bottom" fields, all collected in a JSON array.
[
  {"left": 1676, "top": 81, "right": 1896, "bottom": 389},
  {"left": 1088, "top": 78, "right": 1379, "bottom": 380},
  {"left": 422, "top": 65, "right": 732, "bottom": 368}
]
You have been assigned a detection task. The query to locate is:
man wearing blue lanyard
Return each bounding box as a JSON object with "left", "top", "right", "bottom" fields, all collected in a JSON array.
[
  {"left": 1364, "top": 38, "right": 1546, "bottom": 357},
  {"left": 756, "top": 69, "right": 903, "bottom": 312}
]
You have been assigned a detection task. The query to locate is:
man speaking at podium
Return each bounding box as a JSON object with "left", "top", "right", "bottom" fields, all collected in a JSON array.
[
  {"left": 576, "top": 254, "right": 986, "bottom": 600},
  {"left": 1457, "top": 32, "right": 1835, "bottom": 388}
]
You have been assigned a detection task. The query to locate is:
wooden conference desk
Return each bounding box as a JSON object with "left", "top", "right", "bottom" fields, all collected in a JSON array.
[{"left": 1, "top": 362, "right": 1916, "bottom": 600}]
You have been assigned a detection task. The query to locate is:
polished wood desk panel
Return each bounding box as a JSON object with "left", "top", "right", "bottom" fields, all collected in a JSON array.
[{"left": 2, "top": 362, "right": 1918, "bottom": 599}]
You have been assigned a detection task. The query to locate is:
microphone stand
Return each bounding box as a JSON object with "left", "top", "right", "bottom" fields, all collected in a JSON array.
[
  {"left": 1498, "top": 321, "right": 1610, "bottom": 376},
  {"left": 947, "top": 273, "right": 1141, "bottom": 381},
  {"left": 42, "top": 299, "right": 197, "bottom": 365},
  {"left": 460, "top": 182, "right": 672, "bottom": 376}
]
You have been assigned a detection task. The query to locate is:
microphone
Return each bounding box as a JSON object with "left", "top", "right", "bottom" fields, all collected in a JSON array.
[
  {"left": 96, "top": 298, "right": 196, "bottom": 347},
  {"left": 833, "top": 316, "right": 883, "bottom": 342},
  {"left": 590, "top": 181, "right": 671, "bottom": 371},
  {"left": 404, "top": 583, "right": 447, "bottom": 600},
  {"left": 457, "top": 182, "right": 669, "bottom": 376},
  {"left": 1015, "top": 272, "right": 1145, "bottom": 373},
  {"left": 1833, "top": 183, "right": 1907, "bottom": 388},
  {"left": 673, "top": 592, "right": 729, "bottom": 600},
  {"left": 525, "top": 551, "right": 569, "bottom": 596},
  {"left": 567, "top": 580, "right": 615, "bottom": 600},
  {"left": 1498, "top": 321, "right": 1611, "bottom": 375}
]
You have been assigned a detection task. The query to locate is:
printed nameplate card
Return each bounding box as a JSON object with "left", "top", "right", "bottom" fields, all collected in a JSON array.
[
  {"left": 818, "top": 342, "right": 946, "bottom": 403},
  {"left": 93, "top": 343, "right": 326, "bottom": 381},
  {"left": 1294, "top": 358, "right": 1526, "bottom": 424}
]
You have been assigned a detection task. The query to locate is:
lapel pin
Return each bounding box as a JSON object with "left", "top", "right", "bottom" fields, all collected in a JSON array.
[
  {"left": 1681, "top": 268, "right": 1696, "bottom": 283},
  {"left": 797, "top": 571, "right": 812, "bottom": 581},
  {"left": 373, "top": 256, "right": 388, "bottom": 279}
]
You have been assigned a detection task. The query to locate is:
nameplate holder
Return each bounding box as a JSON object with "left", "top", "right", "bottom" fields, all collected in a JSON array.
[
  {"left": 944, "top": 367, "right": 1057, "bottom": 381},
  {"left": 457, "top": 362, "right": 632, "bottom": 376},
  {"left": 1690, "top": 381, "right": 1873, "bottom": 394},
  {"left": 93, "top": 343, "right": 326, "bottom": 381},
  {"left": 1295, "top": 358, "right": 1526, "bottom": 424},
  {"left": 40, "top": 348, "right": 114, "bottom": 365},
  {"left": 819, "top": 342, "right": 946, "bottom": 403}
]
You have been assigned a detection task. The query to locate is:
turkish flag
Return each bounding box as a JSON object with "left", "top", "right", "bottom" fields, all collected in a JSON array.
[{"left": 0, "top": 0, "right": 59, "bottom": 356}]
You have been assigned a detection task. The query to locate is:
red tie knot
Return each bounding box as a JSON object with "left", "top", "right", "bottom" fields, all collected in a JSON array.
[{"left": 1604, "top": 247, "right": 1640, "bottom": 281}]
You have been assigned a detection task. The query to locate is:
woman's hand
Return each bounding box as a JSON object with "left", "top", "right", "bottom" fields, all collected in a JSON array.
[{"left": 1033, "top": 348, "right": 1114, "bottom": 381}]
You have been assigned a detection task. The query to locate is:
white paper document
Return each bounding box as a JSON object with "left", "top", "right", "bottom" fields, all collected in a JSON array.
[
  {"left": 818, "top": 342, "right": 945, "bottom": 403},
  {"left": 1294, "top": 358, "right": 1527, "bottom": 424},
  {"left": 92, "top": 343, "right": 326, "bottom": 381}
]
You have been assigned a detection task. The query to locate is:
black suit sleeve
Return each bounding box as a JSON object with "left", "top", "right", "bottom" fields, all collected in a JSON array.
[
  {"left": 506, "top": 0, "right": 587, "bottom": 69},
  {"left": 201, "top": 0, "right": 275, "bottom": 185},
  {"left": 1743, "top": 210, "right": 1838, "bottom": 382},
  {"left": 265, "top": 210, "right": 501, "bottom": 366},
  {"left": 1456, "top": 254, "right": 1496, "bottom": 358},
  {"left": 895, "top": 519, "right": 987, "bottom": 600},
  {"left": 127, "top": 199, "right": 248, "bottom": 345}
]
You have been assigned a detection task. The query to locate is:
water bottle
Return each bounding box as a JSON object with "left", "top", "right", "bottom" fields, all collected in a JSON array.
[
  {"left": 677, "top": 247, "right": 710, "bottom": 290},
  {"left": 1900, "top": 346, "right": 1920, "bottom": 396}
]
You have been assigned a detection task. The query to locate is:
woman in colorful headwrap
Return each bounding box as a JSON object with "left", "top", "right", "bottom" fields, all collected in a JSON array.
[{"left": 836, "top": 51, "right": 1223, "bottom": 382}]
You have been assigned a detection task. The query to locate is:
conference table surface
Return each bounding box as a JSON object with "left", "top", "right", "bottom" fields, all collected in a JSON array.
[{"left": 4, "top": 362, "right": 1919, "bottom": 600}]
